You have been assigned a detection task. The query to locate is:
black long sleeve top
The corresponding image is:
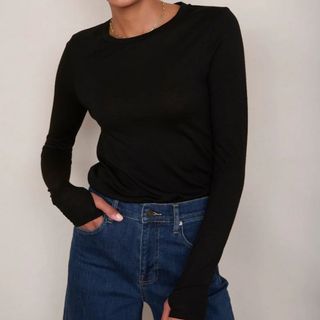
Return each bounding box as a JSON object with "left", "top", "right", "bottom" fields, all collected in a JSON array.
[{"left": 40, "top": 2, "right": 248, "bottom": 319}]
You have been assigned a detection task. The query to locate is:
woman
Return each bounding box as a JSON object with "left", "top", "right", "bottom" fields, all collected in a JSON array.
[{"left": 40, "top": 0, "right": 248, "bottom": 319}]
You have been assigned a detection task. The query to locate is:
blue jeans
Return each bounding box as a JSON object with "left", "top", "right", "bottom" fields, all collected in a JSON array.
[{"left": 63, "top": 186, "right": 235, "bottom": 320}]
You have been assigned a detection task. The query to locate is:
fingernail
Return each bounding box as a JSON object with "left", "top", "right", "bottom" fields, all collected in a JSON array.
[{"left": 114, "top": 213, "right": 123, "bottom": 221}]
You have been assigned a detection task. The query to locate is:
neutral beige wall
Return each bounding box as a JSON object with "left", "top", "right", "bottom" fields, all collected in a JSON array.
[{"left": 1, "top": 0, "right": 319, "bottom": 319}]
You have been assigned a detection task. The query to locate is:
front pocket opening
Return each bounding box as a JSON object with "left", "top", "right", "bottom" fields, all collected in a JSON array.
[
  {"left": 179, "top": 220, "right": 193, "bottom": 247},
  {"left": 76, "top": 215, "right": 107, "bottom": 235},
  {"left": 178, "top": 217, "right": 204, "bottom": 248}
]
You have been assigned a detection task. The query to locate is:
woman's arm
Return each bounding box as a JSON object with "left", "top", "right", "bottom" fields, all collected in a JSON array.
[
  {"left": 168, "top": 7, "right": 248, "bottom": 320},
  {"left": 40, "top": 37, "right": 102, "bottom": 227}
]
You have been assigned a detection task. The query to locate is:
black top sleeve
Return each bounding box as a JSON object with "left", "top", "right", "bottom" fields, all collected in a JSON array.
[
  {"left": 168, "top": 7, "right": 248, "bottom": 319},
  {"left": 40, "top": 37, "right": 103, "bottom": 227}
]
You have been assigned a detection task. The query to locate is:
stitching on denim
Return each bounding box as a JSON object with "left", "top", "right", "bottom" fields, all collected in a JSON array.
[
  {"left": 138, "top": 204, "right": 145, "bottom": 286},
  {"left": 154, "top": 222, "right": 160, "bottom": 283},
  {"left": 137, "top": 217, "right": 146, "bottom": 302},
  {"left": 180, "top": 215, "right": 204, "bottom": 224},
  {"left": 180, "top": 221, "right": 193, "bottom": 248},
  {"left": 139, "top": 276, "right": 157, "bottom": 285},
  {"left": 121, "top": 215, "right": 139, "bottom": 222}
]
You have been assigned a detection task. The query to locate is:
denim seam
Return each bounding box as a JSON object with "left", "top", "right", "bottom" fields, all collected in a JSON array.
[
  {"left": 155, "top": 223, "right": 160, "bottom": 283},
  {"left": 180, "top": 216, "right": 204, "bottom": 224},
  {"left": 139, "top": 206, "right": 144, "bottom": 284}
]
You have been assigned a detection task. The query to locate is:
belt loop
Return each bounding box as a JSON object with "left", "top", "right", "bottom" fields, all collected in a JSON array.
[
  {"left": 113, "top": 199, "right": 119, "bottom": 210},
  {"left": 173, "top": 203, "right": 180, "bottom": 233}
]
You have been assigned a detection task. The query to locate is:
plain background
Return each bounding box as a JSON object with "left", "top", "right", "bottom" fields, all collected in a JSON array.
[{"left": 1, "top": 0, "right": 319, "bottom": 319}]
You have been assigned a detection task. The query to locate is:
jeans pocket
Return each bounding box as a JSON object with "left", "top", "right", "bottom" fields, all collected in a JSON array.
[
  {"left": 178, "top": 212, "right": 205, "bottom": 248},
  {"left": 75, "top": 215, "right": 110, "bottom": 236}
]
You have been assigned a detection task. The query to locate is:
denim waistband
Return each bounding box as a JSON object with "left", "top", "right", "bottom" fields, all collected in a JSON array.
[{"left": 88, "top": 185, "right": 209, "bottom": 223}]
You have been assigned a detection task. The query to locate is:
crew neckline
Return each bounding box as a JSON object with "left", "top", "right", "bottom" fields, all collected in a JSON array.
[{"left": 102, "top": 1, "right": 190, "bottom": 43}]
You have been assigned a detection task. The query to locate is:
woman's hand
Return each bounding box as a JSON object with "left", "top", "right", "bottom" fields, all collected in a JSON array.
[
  {"left": 161, "top": 298, "right": 184, "bottom": 320},
  {"left": 77, "top": 192, "right": 124, "bottom": 232}
]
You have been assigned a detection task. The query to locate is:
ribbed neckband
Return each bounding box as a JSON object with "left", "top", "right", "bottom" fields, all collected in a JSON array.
[{"left": 102, "top": 1, "right": 190, "bottom": 43}]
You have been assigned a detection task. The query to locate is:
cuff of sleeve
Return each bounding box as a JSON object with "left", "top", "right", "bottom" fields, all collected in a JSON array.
[
  {"left": 49, "top": 182, "right": 103, "bottom": 226},
  {"left": 167, "top": 286, "right": 209, "bottom": 320}
]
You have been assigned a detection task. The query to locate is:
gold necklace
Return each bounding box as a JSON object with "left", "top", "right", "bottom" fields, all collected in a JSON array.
[{"left": 109, "top": 0, "right": 166, "bottom": 39}]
